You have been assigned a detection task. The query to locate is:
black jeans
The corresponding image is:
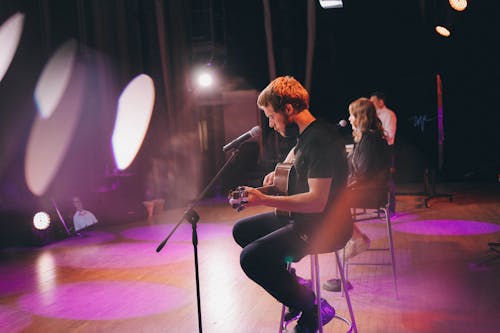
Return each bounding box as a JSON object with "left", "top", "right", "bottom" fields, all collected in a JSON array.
[{"left": 232, "top": 212, "right": 315, "bottom": 312}]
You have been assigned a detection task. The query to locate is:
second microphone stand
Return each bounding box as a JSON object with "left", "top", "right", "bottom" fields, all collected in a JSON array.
[{"left": 156, "top": 147, "right": 242, "bottom": 333}]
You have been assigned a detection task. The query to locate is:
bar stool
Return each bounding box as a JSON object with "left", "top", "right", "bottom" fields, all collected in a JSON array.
[
  {"left": 346, "top": 188, "right": 399, "bottom": 298},
  {"left": 279, "top": 252, "right": 358, "bottom": 333}
]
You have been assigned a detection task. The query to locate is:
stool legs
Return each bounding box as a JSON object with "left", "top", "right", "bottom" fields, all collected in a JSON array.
[
  {"left": 279, "top": 254, "right": 357, "bottom": 333},
  {"left": 311, "top": 254, "right": 323, "bottom": 333},
  {"left": 335, "top": 252, "right": 358, "bottom": 333},
  {"left": 382, "top": 207, "right": 399, "bottom": 298},
  {"left": 346, "top": 207, "right": 399, "bottom": 299},
  {"left": 278, "top": 262, "right": 292, "bottom": 332}
]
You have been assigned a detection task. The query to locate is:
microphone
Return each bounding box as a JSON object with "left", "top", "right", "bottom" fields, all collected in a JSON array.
[
  {"left": 223, "top": 126, "right": 261, "bottom": 152},
  {"left": 338, "top": 119, "right": 348, "bottom": 128}
]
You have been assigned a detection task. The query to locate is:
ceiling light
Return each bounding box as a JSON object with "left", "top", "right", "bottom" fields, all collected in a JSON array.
[
  {"left": 319, "top": 1, "right": 343, "bottom": 9},
  {"left": 449, "top": 0, "right": 467, "bottom": 12}
]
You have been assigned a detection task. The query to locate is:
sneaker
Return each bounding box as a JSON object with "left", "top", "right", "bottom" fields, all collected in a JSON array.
[
  {"left": 284, "top": 307, "right": 301, "bottom": 323},
  {"left": 293, "top": 320, "right": 316, "bottom": 333},
  {"left": 319, "top": 298, "right": 335, "bottom": 326},
  {"left": 322, "top": 278, "right": 353, "bottom": 292},
  {"left": 344, "top": 235, "right": 371, "bottom": 259},
  {"left": 285, "top": 269, "right": 313, "bottom": 322},
  {"left": 286, "top": 291, "right": 331, "bottom": 323},
  {"left": 293, "top": 308, "right": 317, "bottom": 333},
  {"left": 293, "top": 299, "right": 335, "bottom": 332}
]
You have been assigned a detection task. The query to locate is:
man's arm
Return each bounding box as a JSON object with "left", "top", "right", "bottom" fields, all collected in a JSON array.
[
  {"left": 384, "top": 110, "right": 397, "bottom": 145},
  {"left": 245, "top": 177, "right": 332, "bottom": 213}
]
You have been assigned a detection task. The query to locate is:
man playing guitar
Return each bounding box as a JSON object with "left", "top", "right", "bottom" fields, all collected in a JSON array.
[{"left": 231, "top": 76, "right": 352, "bottom": 333}]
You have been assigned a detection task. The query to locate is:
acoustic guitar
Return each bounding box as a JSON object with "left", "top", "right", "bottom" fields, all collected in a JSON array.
[{"left": 229, "top": 162, "right": 295, "bottom": 217}]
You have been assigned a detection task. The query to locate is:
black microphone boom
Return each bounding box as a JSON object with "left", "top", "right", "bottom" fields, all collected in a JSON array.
[{"left": 223, "top": 126, "right": 261, "bottom": 152}]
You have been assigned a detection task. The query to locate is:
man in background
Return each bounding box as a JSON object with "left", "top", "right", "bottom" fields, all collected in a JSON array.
[
  {"left": 370, "top": 91, "right": 397, "bottom": 214},
  {"left": 72, "top": 196, "right": 98, "bottom": 236}
]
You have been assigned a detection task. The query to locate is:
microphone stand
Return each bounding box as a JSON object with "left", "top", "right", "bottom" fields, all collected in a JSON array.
[{"left": 156, "top": 147, "right": 242, "bottom": 333}]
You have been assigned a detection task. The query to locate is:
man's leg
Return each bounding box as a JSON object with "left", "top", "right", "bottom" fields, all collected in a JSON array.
[
  {"left": 239, "top": 223, "right": 315, "bottom": 314},
  {"left": 232, "top": 212, "right": 289, "bottom": 248},
  {"left": 235, "top": 217, "right": 336, "bottom": 331}
]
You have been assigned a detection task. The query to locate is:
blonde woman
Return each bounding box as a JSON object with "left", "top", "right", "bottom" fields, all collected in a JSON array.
[{"left": 323, "top": 97, "right": 390, "bottom": 292}]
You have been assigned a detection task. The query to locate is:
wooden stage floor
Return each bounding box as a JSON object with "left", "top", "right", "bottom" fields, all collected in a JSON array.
[{"left": 1, "top": 182, "right": 500, "bottom": 333}]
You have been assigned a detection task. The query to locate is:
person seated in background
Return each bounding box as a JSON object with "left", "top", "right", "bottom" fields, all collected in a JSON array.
[
  {"left": 72, "top": 196, "right": 98, "bottom": 236},
  {"left": 323, "top": 97, "right": 390, "bottom": 292}
]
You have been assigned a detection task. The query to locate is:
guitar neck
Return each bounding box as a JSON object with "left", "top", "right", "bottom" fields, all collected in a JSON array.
[{"left": 256, "top": 185, "right": 278, "bottom": 196}]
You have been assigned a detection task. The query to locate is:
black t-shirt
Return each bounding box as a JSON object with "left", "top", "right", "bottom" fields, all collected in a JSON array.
[{"left": 292, "top": 120, "right": 349, "bottom": 235}]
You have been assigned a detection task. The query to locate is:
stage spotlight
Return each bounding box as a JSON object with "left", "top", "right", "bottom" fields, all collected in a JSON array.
[
  {"left": 197, "top": 72, "right": 213, "bottom": 88},
  {"left": 449, "top": 0, "right": 467, "bottom": 12},
  {"left": 33, "top": 211, "right": 51, "bottom": 230},
  {"left": 319, "top": 0, "right": 343, "bottom": 9},
  {"left": 193, "top": 64, "right": 218, "bottom": 90},
  {"left": 435, "top": 25, "right": 451, "bottom": 37},
  {"left": 0, "top": 12, "right": 25, "bottom": 83},
  {"left": 432, "top": 0, "right": 465, "bottom": 38},
  {"left": 112, "top": 73, "right": 155, "bottom": 170}
]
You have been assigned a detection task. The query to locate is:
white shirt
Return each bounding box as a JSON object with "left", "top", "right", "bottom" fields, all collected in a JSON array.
[
  {"left": 73, "top": 209, "right": 98, "bottom": 231},
  {"left": 376, "top": 107, "right": 397, "bottom": 146}
]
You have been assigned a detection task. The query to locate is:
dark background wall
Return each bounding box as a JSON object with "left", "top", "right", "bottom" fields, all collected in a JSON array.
[{"left": 0, "top": 0, "right": 499, "bottom": 246}]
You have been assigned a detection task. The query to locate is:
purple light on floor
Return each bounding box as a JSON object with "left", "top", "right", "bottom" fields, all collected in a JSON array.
[
  {"left": 393, "top": 219, "right": 500, "bottom": 236},
  {"left": 53, "top": 242, "right": 192, "bottom": 269},
  {"left": 121, "top": 222, "right": 233, "bottom": 242},
  {"left": 0, "top": 305, "right": 32, "bottom": 333},
  {"left": 45, "top": 230, "right": 116, "bottom": 249},
  {"left": 18, "top": 281, "right": 189, "bottom": 320},
  {"left": 0, "top": 266, "right": 36, "bottom": 296}
]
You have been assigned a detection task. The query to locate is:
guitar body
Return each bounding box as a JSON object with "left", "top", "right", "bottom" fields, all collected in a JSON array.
[{"left": 266, "top": 163, "right": 295, "bottom": 218}]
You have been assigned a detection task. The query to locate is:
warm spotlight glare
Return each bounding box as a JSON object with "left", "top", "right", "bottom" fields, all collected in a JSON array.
[
  {"left": 112, "top": 74, "right": 155, "bottom": 170},
  {"left": 449, "top": 0, "right": 467, "bottom": 11},
  {"left": 197, "top": 72, "right": 213, "bottom": 88},
  {"left": 34, "top": 39, "right": 77, "bottom": 118},
  {"left": 435, "top": 25, "right": 451, "bottom": 37},
  {"left": 25, "top": 51, "right": 85, "bottom": 196},
  {"left": 36, "top": 253, "right": 56, "bottom": 293},
  {"left": 319, "top": 0, "right": 343, "bottom": 9},
  {"left": 0, "top": 12, "right": 25, "bottom": 83},
  {"left": 33, "top": 212, "right": 51, "bottom": 230}
]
